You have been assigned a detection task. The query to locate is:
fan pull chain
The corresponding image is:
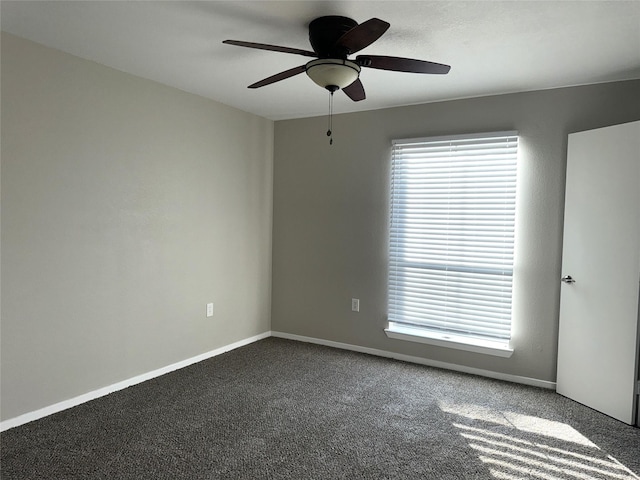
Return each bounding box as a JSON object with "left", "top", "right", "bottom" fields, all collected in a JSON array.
[{"left": 326, "top": 90, "right": 334, "bottom": 145}]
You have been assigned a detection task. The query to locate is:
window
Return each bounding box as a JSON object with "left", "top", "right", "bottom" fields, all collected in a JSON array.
[{"left": 386, "top": 131, "right": 518, "bottom": 357}]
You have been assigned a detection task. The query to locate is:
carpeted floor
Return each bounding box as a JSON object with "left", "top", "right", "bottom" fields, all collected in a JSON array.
[{"left": 1, "top": 337, "right": 639, "bottom": 479}]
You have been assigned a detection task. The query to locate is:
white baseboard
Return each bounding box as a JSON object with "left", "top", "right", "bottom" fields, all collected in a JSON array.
[
  {"left": 1, "top": 329, "right": 556, "bottom": 431},
  {"left": 271, "top": 331, "right": 556, "bottom": 390},
  {"left": 0, "top": 331, "right": 271, "bottom": 432}
]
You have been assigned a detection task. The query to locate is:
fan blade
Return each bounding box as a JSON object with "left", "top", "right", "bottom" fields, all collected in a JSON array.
[
  {"left": 342, "top": 78, "right": 366, "bottom": 102},
  {"left": 334, "top": 18, "right": 390, "bottom": 54},
  {"left": 248, "top": 65, "right": 307, "bottom": 89},
  {"left": 358, "top": 55, "right": 450, "bottom": 74},
  {"left": 223, "top": 40, "right": 317, "bottom": 58}
]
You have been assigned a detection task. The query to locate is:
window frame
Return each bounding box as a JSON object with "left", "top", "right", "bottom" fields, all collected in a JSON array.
[{"left": 385, "top": 131, "right": 519, "bottom": 357}]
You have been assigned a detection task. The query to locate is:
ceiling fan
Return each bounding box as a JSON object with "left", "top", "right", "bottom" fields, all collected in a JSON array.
[{"left": 223, "top": 16, "right": 451, "bottom": 102}]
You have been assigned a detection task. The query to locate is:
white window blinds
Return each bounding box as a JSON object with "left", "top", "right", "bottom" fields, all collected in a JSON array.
[{"left": 389, "top": 131, "right": 518, "bottom": 342}]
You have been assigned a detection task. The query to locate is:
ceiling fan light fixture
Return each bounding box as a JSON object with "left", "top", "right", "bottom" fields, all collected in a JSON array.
[{"left": 305, "top": 59, "right": 360, "bottom": 90}]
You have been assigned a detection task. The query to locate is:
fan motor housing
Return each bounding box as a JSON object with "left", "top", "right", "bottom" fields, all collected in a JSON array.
[{"left": 309, "top": 16, "right": 358, "bottom": 58}]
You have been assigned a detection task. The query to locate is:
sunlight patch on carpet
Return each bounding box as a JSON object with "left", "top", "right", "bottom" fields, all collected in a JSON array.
[{"left": 439, "top": 400, "right": 639, "bottom": 480}]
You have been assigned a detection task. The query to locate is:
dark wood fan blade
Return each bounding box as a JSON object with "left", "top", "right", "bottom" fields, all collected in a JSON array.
[
  {"left": 342, "top": 78, "right": 366, "bottom": 102},
  {"left": 223, "top": 40, "right": 317, "bottom": 58},
  {"left": 334, "top": 18, "right": 390, "bottom": 54},
  {"left": 248, "top": 65, "right": 307, "bottom": 89},
  {"left": 358, "top": 55, "right": 451, "bottom": 74}
]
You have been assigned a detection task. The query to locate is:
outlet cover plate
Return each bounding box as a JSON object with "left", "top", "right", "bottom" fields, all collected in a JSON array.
[{"left": 351, "top": 298, "right": 360, "bottom": 312}]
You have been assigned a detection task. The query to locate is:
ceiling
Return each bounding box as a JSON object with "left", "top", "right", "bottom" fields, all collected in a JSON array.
[{"left": 2, "top": 1, "right": 639, "bottom": 121}]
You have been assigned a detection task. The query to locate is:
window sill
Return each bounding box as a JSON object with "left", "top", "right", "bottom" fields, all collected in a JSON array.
[{"left": 384, "top": 323, "right": 514, "bottom": 358}]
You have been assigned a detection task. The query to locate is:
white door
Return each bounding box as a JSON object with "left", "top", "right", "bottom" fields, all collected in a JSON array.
[{"left": 557, "top": 121, "right": 640, "bottom": 425}]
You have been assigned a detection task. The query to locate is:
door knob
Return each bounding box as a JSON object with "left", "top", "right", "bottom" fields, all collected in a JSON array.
[{"left": 561, "top": 275, "right": 576, "bottom": 284}]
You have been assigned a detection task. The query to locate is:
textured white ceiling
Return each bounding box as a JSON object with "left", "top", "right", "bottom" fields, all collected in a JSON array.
[{"left": 2, "top": 1, "right": 639, "bottom": 120}]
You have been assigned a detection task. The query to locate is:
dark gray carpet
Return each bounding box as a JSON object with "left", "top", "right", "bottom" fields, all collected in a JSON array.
[{"left": 2, "top": 337, "right": 639, "bottom": 479}]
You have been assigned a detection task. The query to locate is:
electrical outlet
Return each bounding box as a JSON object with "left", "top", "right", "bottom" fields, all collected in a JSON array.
[
  {"left": 351, "top": 298, "right": 360, "bottom": 312},
  {"left": 206, "top": 303, "right": 214, "bottom": 317}
]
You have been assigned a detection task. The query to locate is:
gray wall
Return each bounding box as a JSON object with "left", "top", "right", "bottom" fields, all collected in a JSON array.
[
  {"left": 272, "top": 79, "right": 640, "bottom": 383},
  {"left": 1, "top": 33, "right": 274, "bottom": 421}
]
